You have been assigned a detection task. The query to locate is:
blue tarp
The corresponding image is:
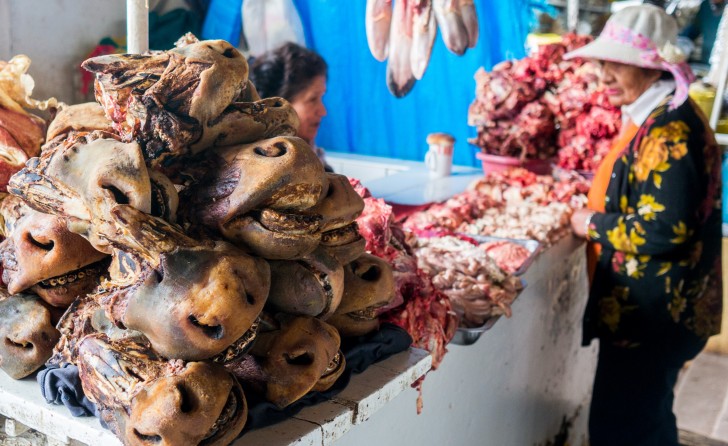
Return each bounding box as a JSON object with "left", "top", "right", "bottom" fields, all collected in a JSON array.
[{"left": 292, "top": 0, "right": 536, "bottom": 167}]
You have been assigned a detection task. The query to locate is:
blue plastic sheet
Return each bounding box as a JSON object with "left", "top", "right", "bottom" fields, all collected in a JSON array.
[
  {"left": 201, "top": 0, "right": 243, "bottom": 46},
  {"left": 293, "top": 0, "right": 538, "bottom": 167}
]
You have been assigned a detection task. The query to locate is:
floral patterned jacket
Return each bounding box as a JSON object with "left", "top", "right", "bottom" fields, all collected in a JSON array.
[{"left": 585, "top": 96, "right": 722, "bottom": 348}]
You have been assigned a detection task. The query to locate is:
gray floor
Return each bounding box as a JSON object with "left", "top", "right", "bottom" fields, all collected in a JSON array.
[{"left": 676, "top": 352, "right": 728, "bottom": 445}]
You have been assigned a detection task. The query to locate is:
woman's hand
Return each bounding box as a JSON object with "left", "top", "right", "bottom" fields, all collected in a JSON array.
[{"left": 571, "top": 208, "right": 596, "bottom": 239}]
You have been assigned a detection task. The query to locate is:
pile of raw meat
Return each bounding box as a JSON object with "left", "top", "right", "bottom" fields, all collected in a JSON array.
[
  {"left": 468, "top": 33, "right": 622, "bottom": 171},
  {"left": 410, "top": 235, "right": 523, "bottom": 328},
  {"left": 480, "top": 240, "right": 532, "bottom": 274},
  {"left": 352, "top": 179, "right": 458, "bottom": 371},
  {"left": 403, "top": 168, "right": 590, "bottom": 247},
  {"left": 352, "top": 180, "right": 459, "bottom": 413}
]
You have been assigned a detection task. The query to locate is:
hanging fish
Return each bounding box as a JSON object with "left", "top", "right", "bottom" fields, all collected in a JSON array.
[
  {"left": 386, "top": 0, "right": 416, "bottom": 97},
  {"left": 366, "top": 0, "right": 393, "bottom": 61},
  {"left": 433, "top": 0, "right": 468, "bottom": 56},
  {"left": 410, "top": 0, "right": 437, "bottom": 80},
  {"left": 459, "top": 0, "right": 479, "bottom": 48}
]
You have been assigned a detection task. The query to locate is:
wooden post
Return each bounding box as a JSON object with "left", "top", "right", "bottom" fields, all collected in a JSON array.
[{"left": 127, "top": 0, "right": 149, "bottom": 54}]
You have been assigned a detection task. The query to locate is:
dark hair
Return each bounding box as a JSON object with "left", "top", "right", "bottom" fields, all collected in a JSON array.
[{"left": 248, "top": 42, "right": 328, "bottom": 101}]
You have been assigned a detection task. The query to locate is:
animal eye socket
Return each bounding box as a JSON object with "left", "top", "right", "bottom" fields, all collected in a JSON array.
[
  {"left": 101, "top": 184, "right": 130, "bottom": 205},
  {"left": 188, "top": 315, "right": 224, "bottom": 340},
  {"left": 358, "top": 265, "right": 381, "bottom": 282},
  {"left": 26, "top": 234, "right": 54, "bottom": 251},
  {"left": 133, "top": 429, "right": 162, "bottom": 443},
  {"left": 5, "top": 337, "right": 33, "bottom": 350},
  {"left": 284, "top": 352, "right": 314, "bottom": 366}
]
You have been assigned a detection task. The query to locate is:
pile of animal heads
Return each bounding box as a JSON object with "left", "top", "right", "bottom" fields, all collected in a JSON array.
[{"left": 0, "top": 37, "right": 396, "bottom": 445}]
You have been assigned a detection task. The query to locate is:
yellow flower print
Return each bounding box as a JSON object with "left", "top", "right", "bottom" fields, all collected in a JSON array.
[
  {"left": 670, "top": 142, "right": 688, "bottom": 160},
  {"left": 620, "top": 196, "right": 629, "bottom": 213},
  {"left": 629, "top": 230, "right": 646, "bottom": 250},
  {"left": 637, "top": 195, "right": 665, "bottom": 221},
  {"left": 650, "top": 121, "right": 690, "bottom": 142},
  {"left": 624, "top": 254, "right": 647, "bottom": 279},
  {"left": 587, "top": 226, "right": 600, "bottom": 240},
  {"left": 671, "top": 221, "right": 693, "bottom": 244},
  {"left": 606, "top": 218, "right": 646, "bottom": 252},
  {"left": 668, "top": 290, "right": 687, "bottom": 323},
  {"left": 599, "top": 297, "right": 622, "bottom": 333},
  {"left": 657, "top": 262, "right": 672, "bottom": 276},
  {"left": 634, "top": 136, "right": 669, "bottom": 182},
  {"left": 607, "top": 220, "right": 630, "bottom": 250}
]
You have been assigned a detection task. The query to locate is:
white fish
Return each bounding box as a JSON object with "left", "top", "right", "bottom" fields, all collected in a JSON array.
[
  {"left": 433, "top": 0, "right": 468, "bottom": 55},
  {"left": 366, "top": 0, "right": 393, "bottom": 61},
  {"left": 459, "top": 0, "right": 479, "bottom": 48},
  {"left": 386, "top": 0, "right": 416, "bottom": 97},
  {"left": 410, "top": 0, "right": 437, "bottom": 80}
]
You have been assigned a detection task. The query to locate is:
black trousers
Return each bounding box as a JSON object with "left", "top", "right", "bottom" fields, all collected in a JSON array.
[{"left": 588, "top": 335, "right": 706, "bottom": 446}]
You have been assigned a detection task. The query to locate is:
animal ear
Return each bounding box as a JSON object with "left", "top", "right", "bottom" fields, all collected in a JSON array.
[{"left": 104, "top": 204, "right": 199, "bottom": 266}]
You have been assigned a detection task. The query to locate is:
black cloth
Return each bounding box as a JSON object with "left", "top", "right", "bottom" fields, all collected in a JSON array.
[
  {"left": 589, "top": 332, "right": 706, "bottom": 446},
  {"left": 242, "top": 323, "right": 412, "bottom": 433},
  {"left": 38, "top": 364, "right": 99, "bottom": 419},
  {"left": 35, "top": 323, "right": 411, "bottom": 436}
]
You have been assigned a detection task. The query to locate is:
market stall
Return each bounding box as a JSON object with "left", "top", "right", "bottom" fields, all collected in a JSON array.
[
  {"left": 2, "top": 1, "right": 725, "bottom": 445},
  {"left": 0, "top": 159, "right": 597, "bottom": 446}
]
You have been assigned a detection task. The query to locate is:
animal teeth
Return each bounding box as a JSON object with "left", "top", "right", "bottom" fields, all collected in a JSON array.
[
  {"left": 204, "top": 390, "right": 238, "bottom": 440},
  {"left": 349, "top": 306, "right": 379, "bottom": 320},
  {"left": 37, "top": 263, "right": 102, "bottom": 288},
  {"left": 322, "top": 351, "right": 342, "bottom": 377}
]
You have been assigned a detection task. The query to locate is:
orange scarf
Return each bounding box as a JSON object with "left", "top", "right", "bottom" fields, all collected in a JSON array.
[{"left": 586, "top": 120, "right": 639, "bottom": 282}]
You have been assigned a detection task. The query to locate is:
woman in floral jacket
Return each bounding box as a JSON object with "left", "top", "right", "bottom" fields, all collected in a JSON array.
[{"left": 566, "top": 5, "right": 722, "bottom": 446}]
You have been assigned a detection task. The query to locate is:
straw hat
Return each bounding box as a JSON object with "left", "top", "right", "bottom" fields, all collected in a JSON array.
[{"left": 564, "top": 4, "right": 694, "bottom": 109}]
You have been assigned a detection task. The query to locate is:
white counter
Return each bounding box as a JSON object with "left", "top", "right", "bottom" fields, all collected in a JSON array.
[{"left": 326, "top": 151, "right": 482, "bottom": 204}]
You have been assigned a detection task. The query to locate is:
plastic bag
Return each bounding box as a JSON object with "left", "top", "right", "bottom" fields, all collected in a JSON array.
[{"left": 242, "top": 0, "right": 306, "bottom": 57}]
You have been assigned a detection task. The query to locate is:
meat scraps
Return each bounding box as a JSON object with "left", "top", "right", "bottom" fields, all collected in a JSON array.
[{"left": 468, "top": 33, "right": 622, "bottom": 171}]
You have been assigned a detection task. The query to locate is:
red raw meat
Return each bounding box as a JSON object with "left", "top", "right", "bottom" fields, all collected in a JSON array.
[{"left": 351, "top": 178, "right": 458, "bottom": 374}]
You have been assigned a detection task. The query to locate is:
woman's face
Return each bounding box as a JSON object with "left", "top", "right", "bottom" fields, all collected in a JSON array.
[
  {"left": 290, "top": 75, "right": 327, "bottom": 145},
  {"left": 599, "top": 61, "right": 661, "bottom": 107}
]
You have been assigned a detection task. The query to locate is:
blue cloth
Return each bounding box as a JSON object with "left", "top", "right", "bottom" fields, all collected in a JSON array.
[
  {"left": 201, "top": 0, "right": 243, "bottom": 46},
  {"left": 293, "top": 0, "right": 537, "bottom": 167},
  {"left": 38, "top": 364, "right": 99, "bottom": 419}
]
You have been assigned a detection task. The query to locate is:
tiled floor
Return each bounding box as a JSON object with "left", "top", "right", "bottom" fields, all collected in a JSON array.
[{"left": 675, "top": 352, "right": 728, "bottom": 445}]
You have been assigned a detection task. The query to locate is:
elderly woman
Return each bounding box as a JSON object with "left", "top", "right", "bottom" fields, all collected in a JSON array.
[
  {"left": 566, "top": 5, "right": 722, "bottom": 445},
  {"left": 248, "top": 42, "right": 332, "bottom": 172}
]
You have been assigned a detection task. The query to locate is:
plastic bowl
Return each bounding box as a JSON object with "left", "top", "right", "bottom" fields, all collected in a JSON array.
[{"left": 475, "top": 152, "right": 554, "bottom": 175}]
